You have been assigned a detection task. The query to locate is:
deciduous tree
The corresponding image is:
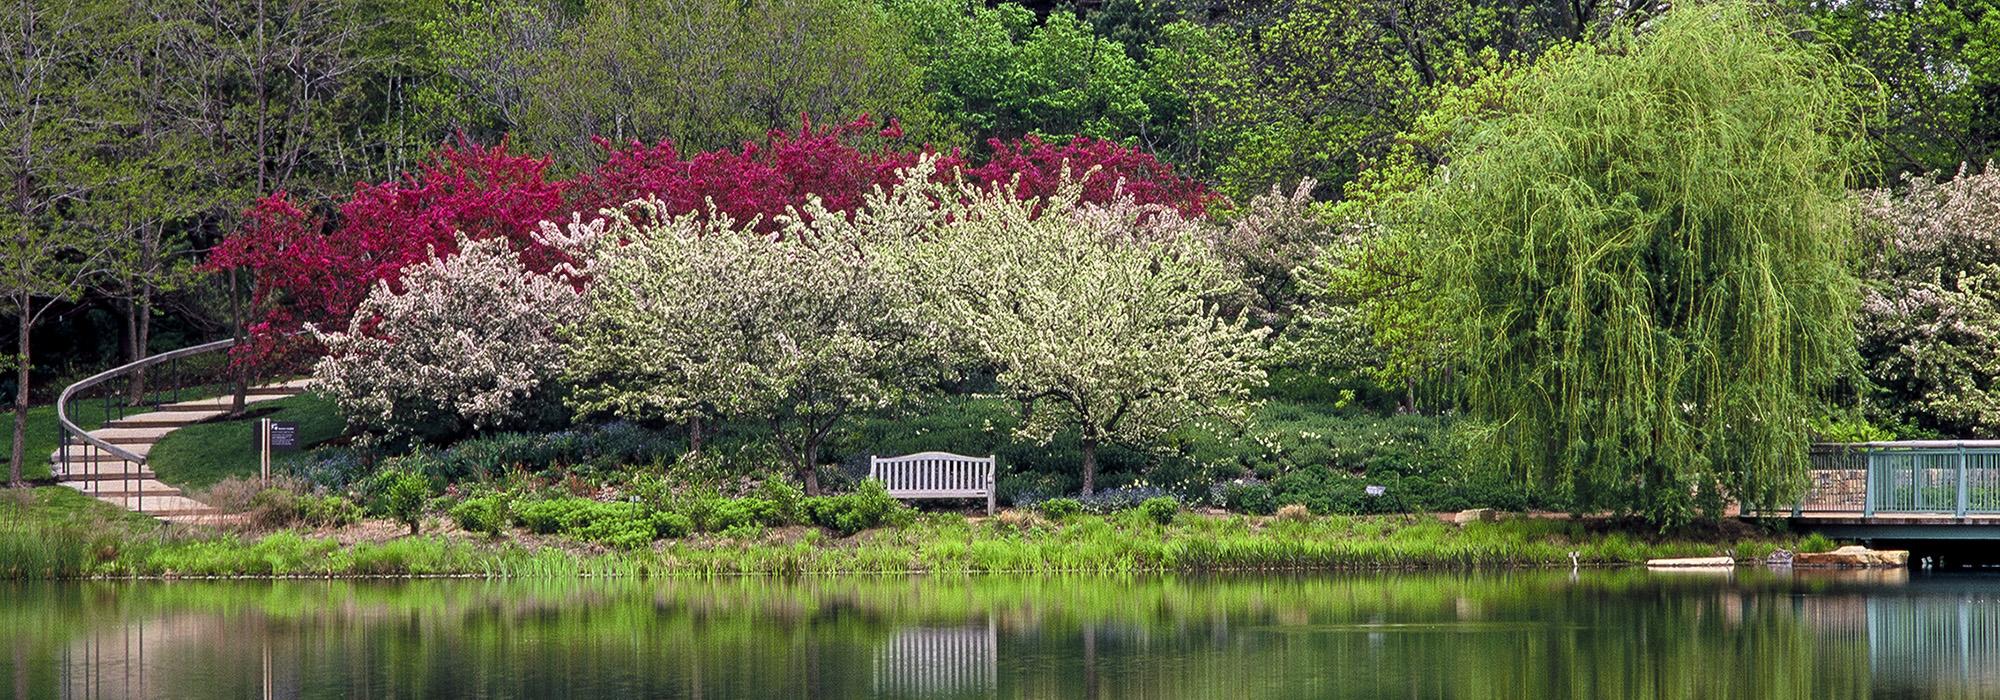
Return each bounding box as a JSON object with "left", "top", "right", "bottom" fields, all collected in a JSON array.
[{"left": 1416, "top": 5, "right": 1861, "bottom": 525}]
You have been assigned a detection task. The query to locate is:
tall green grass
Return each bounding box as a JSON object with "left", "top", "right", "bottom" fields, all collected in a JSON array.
[{"left": 0, "top": 484, "right": 1832, "bottom": 579}]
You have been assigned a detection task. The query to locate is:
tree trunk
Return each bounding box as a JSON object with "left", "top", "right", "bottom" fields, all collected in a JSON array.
[
  {"left": 687, "top": 415, "right": 704, "bottom": 454},
  {"left": 800, "top": 439, "right": 821, "bottom": 496},
  {"left": 11, "top": 307, "right": 30, "bottom": 486},
  {"left": 122, "top": 297, "right": 149, "bottom": 404},
  {"left": 228, "top": 267, "right": 248, "bottom": 414},
  {"left": 1080, "top": 437, "right": 1098, "bottom": 497}
]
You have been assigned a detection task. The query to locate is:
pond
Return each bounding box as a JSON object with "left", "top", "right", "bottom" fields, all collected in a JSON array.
[{"left": 0, "top": 569, "right": 1993, "bottom": 698}]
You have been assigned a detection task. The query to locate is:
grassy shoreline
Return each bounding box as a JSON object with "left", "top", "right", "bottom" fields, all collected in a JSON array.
[{"left": 2, "top": 486, "right": 1832, "bottom": 580}]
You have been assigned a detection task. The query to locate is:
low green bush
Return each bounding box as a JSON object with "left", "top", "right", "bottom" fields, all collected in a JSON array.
[
  {"left": 508, "top": 495, "right": 691, "bottom": 547},
  {"left": 512, "top": 497, "right": 589, "bottom": 535},
  {"left": 246, "top": 487, "right": 301, "bottom": 529},
  {"left": 571, "top": 503, "right": 657, "bottom": 550},
  {"left": 371, "top": 469, "right": 435, "bottom": 535},
  {"left": 450, "top": 495, "right": 508, "bottom": 535},
  {"left": 804, "top": 480, "right": 912, "bottom": 536},
  {"left": 298, "top": 494, "right": 362, "bottom": 527},
  {"left": 1140, "top": 497, "right": 1180, "bottom": 526},
  {"left": 1038, "top": 497, "right": 1083, "bottom": 520},
  {"left": 756, "top": 478, "right": 805, "bottom": 525}
]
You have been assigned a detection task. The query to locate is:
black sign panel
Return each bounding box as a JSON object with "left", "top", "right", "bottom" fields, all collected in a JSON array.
[{"left": 268, "top": 421, "right": 301, "bottom": 451}]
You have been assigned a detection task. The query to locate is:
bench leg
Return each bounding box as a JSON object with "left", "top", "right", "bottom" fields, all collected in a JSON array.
[{"left": 987, "top": 490, "right": 995, "bottom": 517}]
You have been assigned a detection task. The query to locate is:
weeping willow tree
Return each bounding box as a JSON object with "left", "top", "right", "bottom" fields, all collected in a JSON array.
[{"left": 1415, "top": 3, "right": 1863, "bottom": 526}]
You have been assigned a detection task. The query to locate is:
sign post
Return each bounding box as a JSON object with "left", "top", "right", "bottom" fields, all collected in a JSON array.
[{"left": 253, "top": 419, "right": 301, "bottom": 483}]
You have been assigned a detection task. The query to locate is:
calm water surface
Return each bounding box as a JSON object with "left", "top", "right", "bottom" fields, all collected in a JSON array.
[{"left": 1, "top": 569, "right": 1995, "bottom": 698}]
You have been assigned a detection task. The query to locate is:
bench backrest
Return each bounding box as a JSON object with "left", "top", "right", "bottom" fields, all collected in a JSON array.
[{"left": 869, "top": 452, "right": 995, "bottom": 495}]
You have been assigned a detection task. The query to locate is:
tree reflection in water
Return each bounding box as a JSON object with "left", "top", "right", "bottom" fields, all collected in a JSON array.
[{"left": 0, "top": 569, "right": 1988, "bottom": 698}]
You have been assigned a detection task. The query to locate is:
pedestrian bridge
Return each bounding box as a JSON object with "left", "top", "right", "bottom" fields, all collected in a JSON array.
[{"left": 1768, "top": 441, "right": 2000, "bottom": 540}]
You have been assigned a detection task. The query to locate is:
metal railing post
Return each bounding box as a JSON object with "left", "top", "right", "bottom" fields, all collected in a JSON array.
[
  {"left": 1957, "top": 445, "right": 1970, "bottom": 518},
  {"left": 1863, "top": 447, "right": 1877, "bottom": 518}
]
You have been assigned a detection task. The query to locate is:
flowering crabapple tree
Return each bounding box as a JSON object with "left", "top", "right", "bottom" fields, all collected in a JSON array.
[
  {"left": 207, "top": 139, "right": 570, "bottom": 362},
  {"left": 1857, "top": 164, "right": 2000, "bottom": 437},
  {"left": 310, "top": 235, "right": 585, "bottom": 443},
  {"left": 561, "top": 183, "right": 950, "bottom": 494},
  {"left": 908, "top": 175, "right": 1268, "bottom": 495}
]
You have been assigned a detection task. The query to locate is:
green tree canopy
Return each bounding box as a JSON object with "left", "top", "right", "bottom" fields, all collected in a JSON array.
[{"left": 1413, "top": 3, "right": 1863, "bottom": 525}]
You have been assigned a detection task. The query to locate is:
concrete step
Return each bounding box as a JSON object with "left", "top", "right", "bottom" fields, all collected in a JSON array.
[
  {"left": 103, "top": 415, "right": 219, "bottom": 429},
  {"left": 159, "top": 512, "right": 246, "bottom": 526},
  {"left": 82, "top": 488, "right": 185, "bottom": 498},
  {"left": 90, "top": 494, "right": 214, "bottom": 513},
  {"left": 59, "top": 472, "right": 161, "bottom": 482},
  {"left": 88, "top": 426, "right": 179, "bottom": 441},
  {"left": 49, "top": 450, "right": 141, "bottom": 464},
  {"left": 51, "top": 443, "right": 154, "bottom": 463}
]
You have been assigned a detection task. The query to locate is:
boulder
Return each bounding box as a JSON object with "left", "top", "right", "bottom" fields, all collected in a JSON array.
[
  {"left": 1452, "top": 508, "right": 1499, "bottom": 525},
  {"left": 1793, "top": 545, "right": 1909, "bottom": 569}
]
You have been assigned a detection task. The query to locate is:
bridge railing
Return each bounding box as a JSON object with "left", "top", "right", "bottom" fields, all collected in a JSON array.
[{"left": 1790, "top": 441, "right": 2000, "bottom": 518}]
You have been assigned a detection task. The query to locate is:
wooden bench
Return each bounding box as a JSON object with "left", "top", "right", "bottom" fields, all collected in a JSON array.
[{"left": 869, "top": 452, "right": 997, "bottom": 515}]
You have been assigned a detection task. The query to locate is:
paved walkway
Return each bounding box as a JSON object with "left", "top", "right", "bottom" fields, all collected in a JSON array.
[{"left": 51, "top": 379, "right": 310, "bottom": 524}]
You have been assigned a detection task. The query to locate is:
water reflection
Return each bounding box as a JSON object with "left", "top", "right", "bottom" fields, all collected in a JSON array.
[{"left": 3, "top": 570, "right": 1997, "bottom": 698}]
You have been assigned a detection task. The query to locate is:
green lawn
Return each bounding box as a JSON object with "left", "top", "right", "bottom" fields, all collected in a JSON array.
[
  {"left": 1, "top": 403, "right": 113, "bottom": 481},
  {"left": 1, "top": 484, "right": 160, "bottom": 530},
  {"left": 149, "top": 393, "right": 344, "bottom": 490}
]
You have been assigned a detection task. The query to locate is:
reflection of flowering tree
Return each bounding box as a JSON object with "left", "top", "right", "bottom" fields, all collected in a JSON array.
[
  {"left": 1858, "top": 164, "right": 2000, "bottom": 436},
  {"left": 310, "top": 236, "right": 585, "bottom": 443}
]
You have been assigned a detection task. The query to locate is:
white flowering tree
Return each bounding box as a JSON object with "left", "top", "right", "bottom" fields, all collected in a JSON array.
[
  {"left": 562, "top": 192, "right": 950, "bottom": 494},
  {"left": 311, "top": 235, "right": 585, "bottom": 442},
  {"left": 1858, "top": 164, "right": 2000, "bottom": 437},
  {"left": 911, "top": 181, "right": 1270, "bottom": 495}
]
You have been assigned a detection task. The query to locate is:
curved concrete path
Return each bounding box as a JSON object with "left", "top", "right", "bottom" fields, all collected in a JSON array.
[{"left": 51, "top": 379, "right": 310, "bottom": 524}]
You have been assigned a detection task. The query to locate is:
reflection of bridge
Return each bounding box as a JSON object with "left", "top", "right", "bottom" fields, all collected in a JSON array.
[
  {"left": 1775, "top": 442, "right": 2000, "bottom": 540},
  {"left": 1808, "top": 584, "right": 2000, "bottom": 696}
]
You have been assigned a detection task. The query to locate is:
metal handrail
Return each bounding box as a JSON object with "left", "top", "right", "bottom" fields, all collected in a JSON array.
[
  {"left": 55, "top": 338, "right": 238, "bottom": 467},
  {"left": 1794, "top": 441, "right": 2000, "bottom": 518},
  {"left": 1830, "top": 440, "right": 2000, "bottom": 450}
]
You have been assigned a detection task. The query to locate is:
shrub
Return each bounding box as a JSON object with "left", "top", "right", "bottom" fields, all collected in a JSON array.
[
  {"left": 298, "top": 494, "right": 362, "bottom": 528},
  {"left": 1216, "top": 481, "right": 1275, "bottom": 515},
  {"left": 1038, "top": 497, "right": 1083, "bottom": 520},
  {"left": 245, "top": 487, "right": 302, "bottom": 529},
  {"left": 373, "top": 470, "right": 435, "bottom": 535},
  {"left": 1140, "top": 497, "right": 1180, "bottom": 526},
  {"left": 710, "top": 498, "right": 778, "bottom": 531},
  {"left": 508, "top": 495, "right": 689, "bottom": 546},
  {"left": 512, "top": 497, "right": 587, "bottom": 535},
  {"left": 1275, "top": 503, "right": 1312, "bottom": 522},
  {"left": 650, "top": 511, "right": 694, "bottom": 539},
  {"left": 756, "top": 478, "right": 806, "bottom": 526},
  {"left": 804, "top": 480, "right": 911, "bottom": 536},
  {"left": 571, "top": 504, "right": 658, "bottom": 550},
  {"left": 201, "top": 476, "right": 286, "bottom": 514},
  {"left": 450, "top": 495, "right": 508, "bottom": 535}
]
